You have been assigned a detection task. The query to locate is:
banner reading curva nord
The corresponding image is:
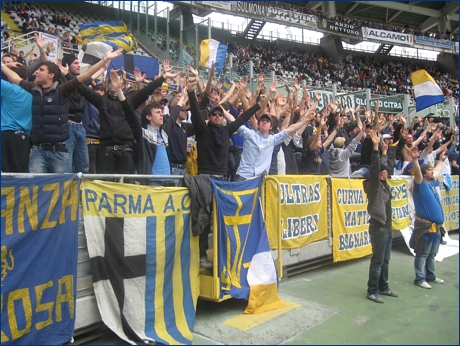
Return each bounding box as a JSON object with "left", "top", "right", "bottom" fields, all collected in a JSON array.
[{"left": 331, "top": 178, "right": 372, "bottom": 262}]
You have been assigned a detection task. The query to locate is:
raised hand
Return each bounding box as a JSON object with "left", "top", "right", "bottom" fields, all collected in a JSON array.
[
  {"left": 105, "top": 47, "right": 123, "bottom": 61},
  {"left": 370, "top": 130, "right": 380, "bottom": 145},
  {"left": 293, "top": 79, "right": 300, "bottom": 91},
  {"left": 239, "top": 75, "right": 249, "bottom": 88},
  {"left": 357, "top": 119, "right": 363, "bottom": 132},
  {"left": 34, "top": 33, "right": 45, "bottom": 51},
  {"left": 179, "top": 86, "right": 189, "bottom": 102},
  {"left": 284, "top": 83, "right": 290, "bottom": 93},
  {"left": 258, "top": 72, "right": 264, "bottom": 84},
  {"left": 245, "top": 88, "right": 252, "bottom": 99},
  {"left": 270, "top": 80, "right": 277, "bottom": 94},
  {"left": 186, "top": 77, "right": 197, "bottom": 89},
  {"left": 179, "top": 72, "right": 187, "bottom": 87},
  {"left": 380, "top": 137, "right": 388, "bottom": 151},
  {"left": 133, "top": 68, "right": 146, "bottom": 83},
  {"left": 188, "top": 65, "right": 199, "bottom": 77},
  {"left": 58, "top": 62, "right": 69, "bottom": 76},
  {"left": 110, "top": 70, "right": 123, "bottom": 90},
  {"left": 258, "top": 94, "right": 269, "bottom": 109}
]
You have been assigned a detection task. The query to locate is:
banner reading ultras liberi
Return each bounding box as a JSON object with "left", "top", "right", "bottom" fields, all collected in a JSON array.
[
  {"left": 265, "top": 175, "right": 328, "bottom": 249},
  {"left": 331, "top": 178, "right": 372, "bottom": 263},
  {"left": 439, "top": 175, "right": 459, "bottom": 232}
]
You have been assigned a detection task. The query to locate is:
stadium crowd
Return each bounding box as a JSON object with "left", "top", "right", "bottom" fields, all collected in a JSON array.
[
  {"left": 1, "top": 2, "right": 458, "bottom": 181},
  {"left": 224, "top": 40, "right": 459, "bottom": 104}
]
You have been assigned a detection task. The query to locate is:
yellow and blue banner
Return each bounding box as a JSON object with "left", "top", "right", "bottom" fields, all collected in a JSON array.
[
  {"left": 81, "top": 181, "right": 199, "bottom": 345},
  {"left": 1, "top": 174, "right": 79, "bottom": 344},
  {"left": 221, "top": 75, "right": 231, "bottom": 92},
  {"left": 79, "top": 20, "right": 138, "bottom": 52},
  {"left": 411, "top": 69, "right": 445, "bottom": 111},
  {"left": 265, "top": 175, "right": 328, "bottom": 249},
  {"left": 211, "top": 177, "right": 283, "bottom": 314},
  {"left": 331, "top": 178, "right": 372, "bottom": 263},
  {"left": 438, "top": 175, "right": 459, "bottom": 232},
  {"left": 199, "top": 39, "right": 228, "bottom": 74},
  {"left": 387, "top": 179, "right": 410, "bottom": 230}
]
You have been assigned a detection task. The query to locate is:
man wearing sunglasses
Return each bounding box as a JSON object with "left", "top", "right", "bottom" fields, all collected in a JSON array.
[{"left": 185, "top": 77, "right": 269, "bottom": 268}]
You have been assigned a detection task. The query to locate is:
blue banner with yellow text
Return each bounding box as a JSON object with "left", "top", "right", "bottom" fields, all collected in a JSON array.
[
  {"left": 1, "top": 174, "right": 79, "bottom": 344},
  {"left": 211, "top": 177, "right": 281, "bottom": 306}
]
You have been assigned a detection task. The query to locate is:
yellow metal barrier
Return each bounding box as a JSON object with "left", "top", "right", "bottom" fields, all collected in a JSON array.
[{"left": 198, "top": 197, "right": 232, "bottom": 302}]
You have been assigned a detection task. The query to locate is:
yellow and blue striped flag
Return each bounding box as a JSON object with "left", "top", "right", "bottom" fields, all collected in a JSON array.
[
  {"left": 81, "top": 181, "right": 199, "bottom": 344},
  {"left": 411, "top": 69, "right": 445, "bottom": 112},
  {"left": 210, "top": 177, "right": 284, "bottom": 314},
  {"left": 79, "top": 20, "right": 138, "bottom": 52},
  {"left": 199, "top": 39, "right": 228, "bottom": 74}
]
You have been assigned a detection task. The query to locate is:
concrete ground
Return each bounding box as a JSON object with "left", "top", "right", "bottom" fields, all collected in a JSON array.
[{"left": 81, "top": 232, "right": 459, "bottom": 345}]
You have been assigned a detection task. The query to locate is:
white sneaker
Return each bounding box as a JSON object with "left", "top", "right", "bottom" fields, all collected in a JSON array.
[
  {"left": 200, "top": 257, "right": 212, "bottom": 269},
  {"left": 416, "top": 281, "right": 432, "bottom": 289},
  {"left": 431, "top": 278, "right": 445, "bottom": 284}
]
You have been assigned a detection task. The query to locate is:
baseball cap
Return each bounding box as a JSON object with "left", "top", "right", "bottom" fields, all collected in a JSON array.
[
  {"left": 382, "top": 134, "right": 394, "bottom": 140},
  {"left": 258, "top": 114, "right": 272, "bottom": 123},
  {"left": 333, "top": 137, "right": 346, "bottom": 148}
]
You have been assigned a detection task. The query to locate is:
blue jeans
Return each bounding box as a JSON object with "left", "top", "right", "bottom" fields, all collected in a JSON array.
[
  {"left": 414, "top": 230, "right": 441, "bottom": 284},
  {"left": 171, "top": 166, "right": 185, "bottom": 186},
  {"left": 66, "top": 122, "right": 89, "bottom": 173},
  {"left": 350, "top": 166, "right": 369, "bottom": 178},
  {"left": 29, "top": 147, "right": 70, "bottom": 173},
  {"left": 367, "top": 224, "right": 392, "bottom": 294}
]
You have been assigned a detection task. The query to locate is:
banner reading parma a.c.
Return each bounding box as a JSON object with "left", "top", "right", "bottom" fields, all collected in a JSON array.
[
  {"left": 331, "top": 178, "right": 372, "bottom": 263},
  {"left": 265, "top": 175, "right": 328, "bottom": 249},
  {"left": 387, "top": 179, "right": 410, "bottom": 230},
  {"left": 81, "top": 181, "right": 199, "bottom": 345},
  {"left": 1, "top": 174, "right": 79, "bottom": 345},
  {"left": 438, "top": 175, "right": 459, "bottom": 231}
]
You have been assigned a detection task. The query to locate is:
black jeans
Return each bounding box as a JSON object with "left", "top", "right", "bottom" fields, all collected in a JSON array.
[
  {"left": 367, "top": 224, "right": 392, "bottom": 294},
  {"left": 1, "top": 130, "right": 30, "bottom": 172},
  {"left": 97, "top": 147, "right": 134, "bottom": 174},
  {"left": 87, "top": 143, "right": 99, "bottom": 174},
  {"left": 199, "top": 175, "right": 227, "bottom": 258}
]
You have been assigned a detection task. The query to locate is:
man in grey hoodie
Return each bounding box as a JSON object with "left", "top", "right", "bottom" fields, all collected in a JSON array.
[{"left": 328, "top": 120, "right": 365, "bottom": 177}]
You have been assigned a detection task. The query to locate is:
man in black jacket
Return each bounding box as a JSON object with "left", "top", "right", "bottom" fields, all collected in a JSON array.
[
  {"left": 363, "top": 130, "right": 398, "bottom": 304},
  {"left": 186, "top": 77, "right": 269, "bottom": 268},
  {"left": 60, "top": 53, "right": 105, "bottom": 173},
  {"left": 1, "top": 48, "right": 123, "bottom": 173},
  {"left": 79, "top": 60, "right": 179, "bottom": 174}
]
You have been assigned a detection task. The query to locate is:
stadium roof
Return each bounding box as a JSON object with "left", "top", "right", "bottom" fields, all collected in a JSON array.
[{"left": 291, "top": 1, "right": 459, "bottom": 34}]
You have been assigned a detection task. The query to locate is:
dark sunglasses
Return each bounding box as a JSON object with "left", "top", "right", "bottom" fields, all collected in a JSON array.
[
  {"left": 211, "top": 112, "right": 223, "bottom": 117},
  {"left": 160, "top": 102, "right": 168, "bottom": 105}
]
